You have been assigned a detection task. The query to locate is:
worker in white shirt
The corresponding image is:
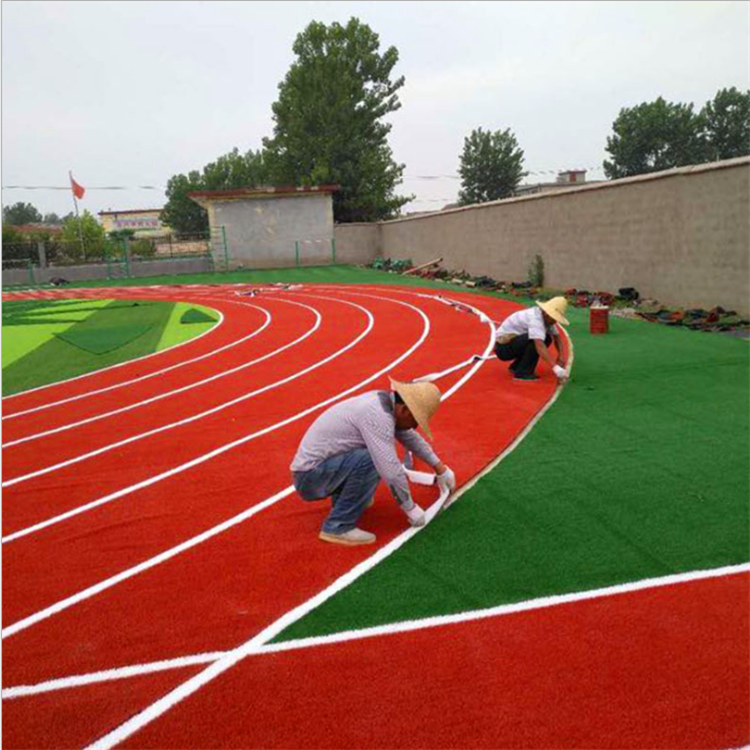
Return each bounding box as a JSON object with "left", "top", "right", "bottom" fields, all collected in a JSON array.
[
  {"left": 291, "top": 379, "right": 456, "bottom": 546},
  {"left": 495, "top": 297, "right": 569, "bottom": 382}
]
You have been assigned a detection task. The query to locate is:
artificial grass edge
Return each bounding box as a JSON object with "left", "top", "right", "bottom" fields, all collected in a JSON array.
[{"left": 272, "top": 306, "right": 750, "bottom": 643}]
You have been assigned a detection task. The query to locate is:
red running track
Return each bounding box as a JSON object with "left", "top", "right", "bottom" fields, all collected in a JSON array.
[{"left": 5, "top": 284, "right": 742, "bottom": 749}]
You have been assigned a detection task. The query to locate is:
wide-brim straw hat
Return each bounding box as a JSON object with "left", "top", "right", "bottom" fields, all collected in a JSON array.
[
  {"left": 390, "top": 379, "right": 441, "bottom": 439},
  {"left": 536, "top": 296, "right": 570, "bottom": 326}
]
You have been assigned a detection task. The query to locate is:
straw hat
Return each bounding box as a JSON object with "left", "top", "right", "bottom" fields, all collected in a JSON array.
[
  {"left": 536, "top": 296, "right": 570, "bottom": 326},
  {"left": 390, "top": 379, "right": 441, "bottom": 439}
]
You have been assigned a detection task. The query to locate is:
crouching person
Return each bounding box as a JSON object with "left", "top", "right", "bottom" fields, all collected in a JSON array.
[
  {"left": 495, "top": 297, "right": 569, "bottom": 382},
  {"left": 291, "top": 379, "right": 456, "bottom": 546}
]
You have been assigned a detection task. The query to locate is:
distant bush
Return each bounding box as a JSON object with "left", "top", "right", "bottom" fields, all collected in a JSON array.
[
  {"left": 528, "top": 253, "right": 544, "bottom": 287},
  {"left": 130, "top": 239, "right": 156, "bottom": 258}
]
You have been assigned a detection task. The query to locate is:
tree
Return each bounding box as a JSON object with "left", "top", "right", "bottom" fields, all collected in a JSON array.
[
  {"left": 603, "top": 97, "right": 705, "bottom": 179},
  {"left": 42, "top": 212, "right": 63, "bottom": 225},
  {"left": 160, "top": 171, "right": 209, "bottom": 236},
  {"left": 457, "top": 127, "right": 526, "bottom": 205},
  {"left": 60, "top": 210, "right": 109, "bottom": 260},
  {"left": 161, "top": 148, "right": 270, "bottom": 235},
  {"left": 2, "top": 202, "right": 42, "bottom": 225},
  {"left": 2, "top": 224, "right": 23, "bottom": 245},
  {"left": 263, "top": 18, "right": 412, "bottom": 222},
  {"left": 700, "top": 87, "right": 750, "bottom": 161}
]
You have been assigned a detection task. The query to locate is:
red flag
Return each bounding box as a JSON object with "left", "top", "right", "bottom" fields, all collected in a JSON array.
[{"left": 70, "top": 174, "right": 85, "bottom": 199}]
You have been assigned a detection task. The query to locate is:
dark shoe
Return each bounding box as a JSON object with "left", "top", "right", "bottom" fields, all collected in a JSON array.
[
  {"left": 509, "top": 361, "right": 519, "bottom": 372},
  {"left": 513, "top": 373, "right": 540, "bottom": 381}
]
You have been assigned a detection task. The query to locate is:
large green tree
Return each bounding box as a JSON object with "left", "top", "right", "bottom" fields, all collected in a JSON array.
[
  {"left": 161, "top": 148, "right": 269, "bottom": 235},
  {"left": 604, "top": 96, "right": 709, "bottom": 179},
  {"left": 60, "top": 210, "right": 110, "bottom": 260},
  {"left": 700, "top": 86, "right": 750, "bottom": 161},
  {"left": 263, "top": 18, "right": 412, "bottom": 222},
  {"left": 457, "top": 127, "right": 526, "bottom": 205},
  {"left": 2, "top": 201, "right": 43, "bottom": 225}
]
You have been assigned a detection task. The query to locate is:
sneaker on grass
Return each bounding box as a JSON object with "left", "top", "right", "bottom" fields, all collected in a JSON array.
[{"left": 319, "top": 528, "right": 376, "bottom": 545}]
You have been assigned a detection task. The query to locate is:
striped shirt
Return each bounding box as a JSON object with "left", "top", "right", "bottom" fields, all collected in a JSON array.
[{"left": 290, "top": 391, "right": 440, "bottom": 507}]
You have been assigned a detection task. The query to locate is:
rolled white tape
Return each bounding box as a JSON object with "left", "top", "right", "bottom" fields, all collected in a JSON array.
[{"left": 404, "top": 469, "right": 436, "bottom": 486}]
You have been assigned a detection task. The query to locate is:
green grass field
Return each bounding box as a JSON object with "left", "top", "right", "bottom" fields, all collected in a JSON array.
[
  {"left": 276, "top": 302, "right": 750, "bottom": 641},
  {"left": 2, "top": 298, "right": 219, "bottom": 396}
]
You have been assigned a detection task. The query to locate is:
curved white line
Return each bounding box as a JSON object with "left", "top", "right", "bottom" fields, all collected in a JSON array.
[
  {"left": 2, "top": 300, "right": 317, "bottom": 448},
  {"left": 76, "top": 292, "right": 508, "bottom": 749},
  {"left": 1, "top": 299, "right": 269, "bottom": 422},
  {"left": 1, "top": 297, "right": 352, "bottom": 490},
  {"left": 1, "top": 295, "right": 228, "bottom": 402},
  {"left": 1, "top": 295, "right": 430, "bottom": 633},
  {"left": 1, "top": 296, "right": 375, "bottom": 537}
]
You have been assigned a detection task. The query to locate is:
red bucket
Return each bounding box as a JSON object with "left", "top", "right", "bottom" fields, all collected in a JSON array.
[{"left": 590, "top": 306, "right": 609, "bottom": 334}]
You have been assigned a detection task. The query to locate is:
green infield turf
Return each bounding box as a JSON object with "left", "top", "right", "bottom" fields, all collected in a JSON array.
[
  {"left": 274, "top": 304, "right": 750, "bottom": 642},
  {"left": 2, "top": 299, "right": 219, "bottom": 396}
]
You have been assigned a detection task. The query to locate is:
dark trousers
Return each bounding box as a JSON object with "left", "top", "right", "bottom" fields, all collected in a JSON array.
[{"left": 495, "top": 334, "right": 551, "bottom": 376}]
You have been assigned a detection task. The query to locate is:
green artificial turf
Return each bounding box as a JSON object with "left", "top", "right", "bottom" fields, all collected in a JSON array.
[
  {"left": 157, "top": 303, "right": 220, "bottom": 351},
  {"left": 1, "top": 299, "right": 112, "bottom": 367},
  {"left": 1, "top": 264, "right": 489, "bottom": 295},
  {"left": 1, "top": 299, "right": 219, "bottom": 395},
  {"left": 274, "top": 308, "right": 750, "bottom": 642}
]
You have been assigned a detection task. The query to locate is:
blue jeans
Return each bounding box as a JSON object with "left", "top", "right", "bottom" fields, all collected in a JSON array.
[{"left": 293, "top": 448, "right": 380, "bottom": 534}]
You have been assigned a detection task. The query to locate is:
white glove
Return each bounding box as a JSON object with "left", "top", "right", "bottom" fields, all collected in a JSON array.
[
  {"left": 404, "top": 503, "right": 426, "bottom": 527},
  {"left": 436, "top": 466, "right": 456, "bottom": 492},
  {"left": 552, "top": 364, "right": 568, "bottom": 381}
]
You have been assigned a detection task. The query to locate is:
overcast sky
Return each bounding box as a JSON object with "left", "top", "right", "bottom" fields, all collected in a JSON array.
[{"left": 2, "top": 0, "right": 749, "bottom": 219}]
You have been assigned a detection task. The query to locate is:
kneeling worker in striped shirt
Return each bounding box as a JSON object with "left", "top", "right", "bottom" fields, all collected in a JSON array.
[{"left": 291, "top": 379, "right": 456, "bottom": 546}]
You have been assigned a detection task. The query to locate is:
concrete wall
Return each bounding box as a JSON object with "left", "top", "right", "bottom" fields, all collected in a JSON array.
[
  {"left": 378, "top": 158, "right": 750, "bottom": 315},
  {"left": 333, "top": 223, "right": 381, "bottom": 265},
  {"left": 210, "top": 193, "right": 334, "bottom": 269}
]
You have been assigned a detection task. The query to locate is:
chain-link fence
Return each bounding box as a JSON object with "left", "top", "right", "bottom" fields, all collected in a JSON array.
[{"left": 2, "top": 233, "right": 216, "bottom": 287}]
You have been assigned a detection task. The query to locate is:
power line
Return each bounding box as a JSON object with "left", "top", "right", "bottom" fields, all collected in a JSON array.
[
  {"left": 2, "top": 166, "right": 606, "bottom": 192},
  {"left": 2, "top": 185, "right": 164, "bottom": 190}
]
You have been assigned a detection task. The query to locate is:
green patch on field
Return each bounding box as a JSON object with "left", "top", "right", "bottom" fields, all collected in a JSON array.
[
  {"left": 1, "top": 299, "right": 113, "bottom": 367},
  {"left": 1, "top": 299, "right": 219, "bottom": 395},
  {"left": 156, "top": 303, "right": 220, "bottom": 351},
  {"left": 274, "top": 308, "right": 750, "bottom": 642}
]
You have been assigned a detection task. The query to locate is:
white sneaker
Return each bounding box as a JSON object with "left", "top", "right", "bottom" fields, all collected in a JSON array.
[{"left": 319, "top": 528, "right": 376, "bottom": 545}]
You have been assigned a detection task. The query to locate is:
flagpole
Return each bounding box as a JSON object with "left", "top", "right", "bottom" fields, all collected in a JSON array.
[{"left": 69, "top": 170, "right": 86, "bottom": 258}]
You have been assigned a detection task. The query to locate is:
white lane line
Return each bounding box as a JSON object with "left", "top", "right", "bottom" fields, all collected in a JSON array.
[
  {"left": 8, "top": 562, "right": 746, "bottom": 701},
  {"left": 0, "top": 298, "right": 363, "bottom": 535},
  {"left": 1, "top": 487, "right": 296, "bottom": 639},
  {"left": 1, "top": 296, "right": 429, "bottom": 633},
  {"left": 79, "top": 289, "right": 583, "bottom": 749},
  {"left": 1, "top": 293, "right": 229, "bottom": 403},
  {"left": 259, "top": 561, "right": 750, "bottom": 656},
  {"left": 1, "top": 297, "right": 346, "bottom": 488},
  {"left": 1, "top": 651, "right": 228, "bottom": 700},
  {"left": 2, "top": 299, "right": 269, "bottom": 422},
  {"left": 74, "top": 290, "right": 492, "bottom": 749},
  {"left": 2, "top": 300, "right": 317, "bottom": 447}
]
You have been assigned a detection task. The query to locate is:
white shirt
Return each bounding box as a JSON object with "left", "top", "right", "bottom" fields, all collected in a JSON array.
[{"left": 496, "top": 306, "right": 558, "bottom": 341}]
